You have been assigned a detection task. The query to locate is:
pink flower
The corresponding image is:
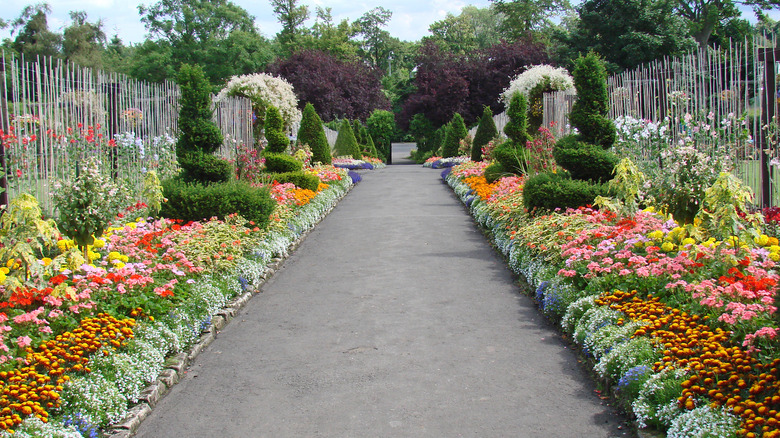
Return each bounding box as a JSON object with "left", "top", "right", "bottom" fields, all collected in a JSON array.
[{"left": 16, "top": 336, "right": 32, "bottom": 347}]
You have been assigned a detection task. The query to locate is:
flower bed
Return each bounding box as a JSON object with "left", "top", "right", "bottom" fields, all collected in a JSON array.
[
  {"left": 331, "top": 156, "right": 386, "bottom": 171},
  {"left": 443, "top": 162, "right": 780, "bottom": 438},
  {"left": 0, "top": 167, "right": 353, "bottom": 437}
]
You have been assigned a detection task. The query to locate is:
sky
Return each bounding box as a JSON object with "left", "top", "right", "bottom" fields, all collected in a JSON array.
[{"left": 0, "top": 0, "right": 495, "bottom": 45}]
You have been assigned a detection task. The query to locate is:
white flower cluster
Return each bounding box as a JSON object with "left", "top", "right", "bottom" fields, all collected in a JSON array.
[
  {"left": 61, "top": 374, "right": 127, "bottom": 428},
  {"left": 632, "top": 367, "right": 688, "bottom": 428},
  {"left": 667, "top": 405, "right": 741, "bottom": 438},
  {"left": 594, "top": 336, "right": 655, "bottom": 381},
  {"left": 501, "top": 64, "right": 574, "bottom": 104},
  {"left": 217, "top": 73, "right": 301, "bottom": 130},
  {"left": 0, "top": 417, "right": 83, "bottom": 438}
]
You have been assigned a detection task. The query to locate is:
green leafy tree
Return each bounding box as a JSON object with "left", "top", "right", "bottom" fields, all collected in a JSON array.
[
  {"left": 62, "top": 11, "right": 106, "bottom": 70},
  {"left": 299, "top": 7, "right": 359, "bottom": 60},
  {"left": 175, "top": 64, "right": 230, "bottom": 184},
  {"left": 366, "top": 109, "right": 396, "bottom": 161},
  {"left": 471, "top": 106, "right": 498, "bottom": 161},
  {"left": 491, "top": 0, "right": 571, "bottom": 40},
  {"left": 560, "top": 0, "right": 695, "bottom": 72},
  {"left": 137, "top": 0, "right": 273, "bottom": 84},
  {"left": 425, "top": 5, "right": 504, "bottom": 55},
  {"left": 442, "top": 113, "right": 467, "bottom": 158},
  {"left": 271, "top": 0, "right": 310, "bottom": 56},
  {"left": 10, "top": 4, "right": 62, "bottom": 60},
  {"left": 297, "top": 103, "right": 332, "bottom": 164},
  {"left": 353, "top": 7, "right": 393, "bottom": 70}
]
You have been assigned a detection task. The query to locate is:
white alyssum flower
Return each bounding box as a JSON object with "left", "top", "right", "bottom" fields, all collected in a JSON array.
[{"left": 502, "top": 64, "right": 574, "bottom": 104}]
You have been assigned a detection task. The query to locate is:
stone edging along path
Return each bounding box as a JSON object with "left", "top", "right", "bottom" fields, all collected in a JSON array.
[{"left": 101, "top": 182, "right": 357, "bottom": 438}]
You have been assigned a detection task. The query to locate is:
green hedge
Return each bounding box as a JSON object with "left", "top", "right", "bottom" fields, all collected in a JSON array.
[
  {"left": 160, "top": 179, "right": 275, "bottom": 227},
  {"left": 270, "top": 171, "right": 321, "bottom": 192},
  {"left": 523, "top": 172, "right": 611, "bottom": 212},
  {"left": 264, "top": 152, "right": 303, "bottom": 173}
]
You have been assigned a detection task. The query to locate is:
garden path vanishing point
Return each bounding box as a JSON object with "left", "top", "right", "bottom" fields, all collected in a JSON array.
[{"left": 133, "top": 144, "right": 634, "bottom": 438}]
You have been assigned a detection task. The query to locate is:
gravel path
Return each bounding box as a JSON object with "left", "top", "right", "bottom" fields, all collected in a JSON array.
[{"left": 133, "top": 144, "right": 633, "bottom": 438}]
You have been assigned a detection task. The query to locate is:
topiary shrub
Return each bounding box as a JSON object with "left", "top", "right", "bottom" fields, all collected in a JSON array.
[
  {"left": 272, "top": 171, "right": 321, "bottom": 192},
  {"left": 525, "top": 52, "right": 618, "bottom": 212},
  {"left": 334, "top": 119, "right": 362, "bottom": 159},
  {"left": 441, "top": 113, "right": 467, "bottom": 158},
  {"left": 264, "top": 105, "right": 289, "bottom": 153},
  {"left": 488, "top": 93, "right": 530, "bottom": 179},
  {"left": 178, "top": 152, "right": 233, "bottom": 184},
  {"left": 297, "top": 103, "right": 332, "bottom": 165},
  {"left": 264, "top": 152, "right": 303, "bottom": 173},
  {"left": 471, "top": 106, "right": 498, "bottom": 162},
  {"left": 522, "top": 172, "right": 610, "bottom": 212},
  {"left": 160, "top": 179, "right": 275, "bottom": 227},
  {"left": 175, "top": 64, "right": 231, "bottom": 184}
]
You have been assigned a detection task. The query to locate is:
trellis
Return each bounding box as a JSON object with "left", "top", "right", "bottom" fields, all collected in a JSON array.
[
  {"left": 0, "top": 52, "right": 254, "bottom": 214},
  {"left": 542, "top": 35, "right": 780, "bottom": 207}
]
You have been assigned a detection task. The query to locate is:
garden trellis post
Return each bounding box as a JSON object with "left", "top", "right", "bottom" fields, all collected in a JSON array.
[
  {"left": 104, "top": 82, "right": 121, "bottom": 180},
  {"left": 759, "top": 47, "right": 780, "bottom": 208},
  {"left": 0, "top": 59, "right": 9, "bottom": 210}
]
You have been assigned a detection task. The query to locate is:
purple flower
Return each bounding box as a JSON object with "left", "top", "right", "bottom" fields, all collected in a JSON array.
[{"left": 348, "top": 170, "right": 362, "bottom": 183}]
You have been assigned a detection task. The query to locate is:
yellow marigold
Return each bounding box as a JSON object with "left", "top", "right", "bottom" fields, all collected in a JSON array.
[
  {"left": 648, "top": 230, "right": 664, "bottom": 241},
  {"left": 317, "top": 182, "right": 329, "bottom": 192},
  {"left": 292, "top": 188, "right": 317, "bottom": 206},
  {"left": 92, "top": 238, "right": 106, "bottom": 249},
  {"left": 661, "top": 241, "right": 676, "bottom": 252},
  {"left": 681, "top": 237, "right": 696, "bottom": 246},
  {"left": 754, "top": 234, "right": 770, "bottom": 247}
]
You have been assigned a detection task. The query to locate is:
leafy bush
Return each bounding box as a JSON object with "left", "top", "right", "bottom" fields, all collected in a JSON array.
[
  {"left": 160, "top": 179, "right": 275, "bottom": 227},
  {"left": 264, "top": 152, "right": 303, "bottom": 173},
  {"left": 503, "top": 92, "right": 530, "bottom": 146},
  {"left": 523, "top": 172, "right": 610, "bottom": 212},
  {"left": 484, "top": 162, "right": 508, "bottom": 183},
  {"left": 471, "top": 106, "right": 498, "bottom": 162},
  {"left": 178, "top": 152, "right": 233, "bottom": 184},
  {"left": 271, "top": 171, "right": 321, "bottom": 192},
  {"left": 553, "top": 136, "right": 618, "bottom": 182}
]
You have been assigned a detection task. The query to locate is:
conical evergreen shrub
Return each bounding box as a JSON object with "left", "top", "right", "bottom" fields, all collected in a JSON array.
[
  {"left": 334, "top": 119, "right": 362, "bottom": 159},
  {"left": 485, "top": 93, "right": 530, "bottom": 182},
  {"left": 441, "top": 113, "right": 467, "bottom": 158},
  {"left": 297, "top": 103, "right": 332, "bottom": 165},
  {"left": 471, "top": 106, "right": 498, "bottom": 162}
]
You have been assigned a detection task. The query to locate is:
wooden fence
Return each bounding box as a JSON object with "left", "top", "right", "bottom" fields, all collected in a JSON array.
[
  {"left": 0, "top": 52, "right": 254, "bottom": 214},
  {"left": 542, "top": 35, "right": 780, "bottom": 207}
]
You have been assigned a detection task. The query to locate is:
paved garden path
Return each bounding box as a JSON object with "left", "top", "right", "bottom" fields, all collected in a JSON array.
[{"left": 134, "top": 144, "right": 633, "bottom": 438}]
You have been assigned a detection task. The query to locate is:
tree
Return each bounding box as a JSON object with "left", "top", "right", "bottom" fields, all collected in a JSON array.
[
  {"left": 425, "top": 5, "right": 505, "bottom": 55},
  {"left": 137, "top": 0, "right": 273, "bottom": 84},
  {"left": 472, "top": 107, "right": 498, "bottom": 162},
  {"left": 561, "top": 0, "right": 696, "bottom": 72},
  {"left": 62, "top": 11, "right": 106, "bottom": 70},
  {"left": 334, "top": 120, "right": 362, "bottom": 159},
  {"left": 353, "top": 7, "right": 393, "bottom": 69},
  {"left": 266, "top": 50, "right": 390, "bottom": 122},
  {"left": 441, "top": 113, "right": 467, "bottom": 158},
  {"left": 298, "top": 7, "right": 359, "bottom": 60},
  {"left": 11, "top": 4, "right": 62, "bottom": 60},
  {"left": 367, "top": 110, "right": 396, "bottom": 161},
  {"left": 491, "top": 0, "right": 571, "bottom": 40},
  {"left": 271, "top": 0, "right": 310, "bottom": 55},
  {"left": 297, "top": 103, "right": 332, "bottom": 165}
]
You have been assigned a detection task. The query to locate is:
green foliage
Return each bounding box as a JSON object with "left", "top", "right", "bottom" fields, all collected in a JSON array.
[
  {"left": 503, "top": 92, "right": 530, "bottom": 146},
  {"left": 568, "top": 52, "right": 615, "bottom": 149},
  {"left": 484, "top": 162, "right": 508, "bottom": 184},
  {"left": 699, "top": 171, "right": 762, "bottom": 240},
  {"left": 553, "top": 136, "right": 618, "bottom": 182},
  {"left": 160, "top": 179, "right": 275, "bottom": 228},
  {"left": 442, "top": 113, "right": 467, "bottom": 158},
  {"left": 523, "top": 172, "right": 610, "bottom": 212},
  {"left": 0, "top": 194, "right": 60, "bottom": 287},
  {"left": 334, "top": 119, "right": 362, "bottom": 159},
  {"left": 352, "top": 120, "right": 365, "bottom": 144},
  {"left": 492, "top": 141, "right": 530, "bottom": 176},
  {"left": 178, "top": 152, "right": 233, "bottom": 184},
  {"left": 264, "top": 152, "right": 304, "bottom": 173},
  {"left": 271, "top": 171, "right": 321, "bottom": 192},
  {"left": 365, "top": 134, "right": 379, "bottom": 158},
  {"left": 141, "top": 170, "right": 166, "bottom": 218},
  {"left": 53, "top": 157, "right": 131, "bottom": 251},
  {"left": 366, "top": 109, "right": 396, "bottom": 161},
  {"left": 175, "top": 64, "right": 223, "bottom": 158},
  {"left": 264, "top": 105, "right": 289, "bottom": 153},
  {"left": 471, "top": 106, "right": 498, "bottom": 161},
  {"left": 297, "top": 103, "right": 332, "bottom": 165}
]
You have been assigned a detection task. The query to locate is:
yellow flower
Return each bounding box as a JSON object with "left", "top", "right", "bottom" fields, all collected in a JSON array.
[
  {"left": 0, "top": 271, "right": 6, "bottom": 284},
  {"left": 754, "top": 234, "right": 770, "bottom": 246},
  {"left": 92, "top": 238, "right": 106, "bottom": 249},
  {"left": 41, "top": 257, "right": 52, "bottom": 266},
  {"left": 681, "top": 237, "right": 696, "bottom": 246},
  {"left": 770, "top": 245, "right": 780, "bottom": 254},
  {"left": 648, "top": 230, "right": 664, "bottom": 240},
  {"left": 771, "top": 252, "right": 780, "bottom": 262},
  {"left": 6, "top": 259, "right": 14, "bottom": 269},
  {"left": 643, "top": 206, "right": 656, "bottom": 213},
  {"left": 114, "top": 262, "right": 125, "bottom": 269},
  {"left": 661, "top": 241, "right": 676, "bottom": 252},
  {"left": 634, "top": 241, "right": 645, "bottom": 248},
  {"left": 769, "top": 237, "right": 779, "bottom": 246},
  {"left": 0, "top": 267, "right": 9, "bottom": 275}
]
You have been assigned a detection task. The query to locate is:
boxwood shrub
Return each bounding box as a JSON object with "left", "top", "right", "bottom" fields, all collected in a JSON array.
[{"left": 160, "top": 179, "right": 275, "bottom": 227}]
